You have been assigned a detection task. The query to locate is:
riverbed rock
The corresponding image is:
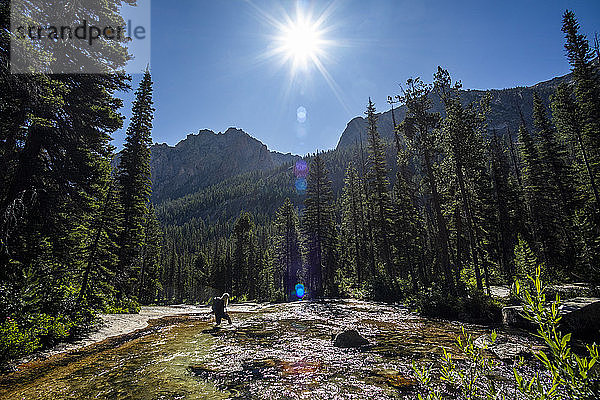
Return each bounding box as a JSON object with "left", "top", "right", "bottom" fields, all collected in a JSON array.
[
  {"left": 502, "top": 297, "right": 600, "bottom": 337},
  {"left": 474, "top": 334, "right": 531, "bottom": 361},
  {"left": 501, "top": 305, "right": 533, "bottom": 329},
  {"left": 370, "top": 369, "right": 418, "bottom": 390},
  {"left": 333, "top": 329, "right": 369, "bottom": 348}
]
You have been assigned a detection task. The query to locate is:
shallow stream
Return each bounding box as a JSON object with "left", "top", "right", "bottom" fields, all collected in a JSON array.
[{"left": 0, "top": 300, "right": 542, "bottom": 399}]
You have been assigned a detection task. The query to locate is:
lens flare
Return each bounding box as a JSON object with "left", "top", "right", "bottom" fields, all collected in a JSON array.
[
  {"left": 248, "top": 1, "right": 352, "bottom": 114},
  {"left": 295, "top": 177, "right": 307, "bottom": 192},
  {"left": 296, "top": 106, "right": 307, "bottom": 123},
  {"left": 295, "top": 283, "right": 305, "bottom": 299},
  {"left": 294, "top": 159, "right": 308, "bottom": 178}
]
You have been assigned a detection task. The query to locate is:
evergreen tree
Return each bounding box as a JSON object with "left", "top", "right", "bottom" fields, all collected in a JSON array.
[
  {"left": 551, "top": 82, "right": 599, "bottom": 207},
  {"left": 391, "top": 147, "right": 426, "bottom": 291},
  {"left": 117, "top": 69, "right": 155, "bottom": 299},
  {"left": 341, "top": 163, "right": 366, "bottom": 287},
  {"left": 302, "top": 152, "right": 337, "bottom": 298},
  {"left": 274, "top": 198, "right": 302, "bottom": 301},
  {"left": 518, "top": 123, "right": 566, "bottom": 275},
  {"left": 232, "top": 211, "right": 254, "bottom": 299},
  {"left": 434, "top": 67, "right": 492, "bottom": 292},
  {"left": 364, "top": 99, "right": 394, "bottom": 276},
  {"left": 562, "top": 11, "right": 600, "bottom": 158},
  {"left": 77, "top": 163, "right": 123, "bottom": 307},
  {"left": 489, "top": 130, "right": 518, "bottom": 279},
  {"left": 533, "top": 92, "right": 578, "bottom": 214},
  {"left": 138, "top": 206, "right": 163, "bottom": 303},
  {"left": 399, "top": 77, "right": 455, "bottom": 293}
]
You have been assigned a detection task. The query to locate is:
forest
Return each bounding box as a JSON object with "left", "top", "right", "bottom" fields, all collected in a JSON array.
[
  {"left": 1, "top": 3, "right": 599, "bottom": 384},
  {"left": 156, "top": 10, "right": 600, "bottom": 313}
]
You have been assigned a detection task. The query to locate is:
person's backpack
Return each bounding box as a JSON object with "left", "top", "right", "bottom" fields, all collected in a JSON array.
[{"left": 212, "top": 296, "right": 223, "bottom": 313}]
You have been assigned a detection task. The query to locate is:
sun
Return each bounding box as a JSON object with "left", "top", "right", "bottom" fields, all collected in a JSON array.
[
  {"left": 265, "top": 3, "right": 333, "bottom": 74},
  {"left": 251, "top": 1, "right": 350, "bottom": 112},
  {"left": 278, "top": 15, "right": 324, "bottom": 71}
]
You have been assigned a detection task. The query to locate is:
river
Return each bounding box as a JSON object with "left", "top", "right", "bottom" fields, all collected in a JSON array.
[{"left": 0, "top": 300, "right": 542, "bottom": 399}]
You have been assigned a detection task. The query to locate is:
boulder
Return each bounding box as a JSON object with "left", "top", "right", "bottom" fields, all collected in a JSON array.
[
  {"left": 501, "top": 305, "right": 533, "bottom": 329},
  {"left": 474, "top": 334, "right": 535, "bottom": 361},
  {"left": 559, "top": 297, "right": 600, "bottom": 337},
  {"left": 333, "top": 329, "right": 369, "bottom": 348},
  {"left": 502, "top": 297, "right": 600, "bottom": 337}
]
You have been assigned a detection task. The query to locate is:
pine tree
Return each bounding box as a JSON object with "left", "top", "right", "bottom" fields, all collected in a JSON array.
[
  {"left": 274, "top": 198, "right": 302, "bottom": 301},
  {"left": 518, "top": 122, "right": 567, "bottom": 275},
  {"left": 551, "top": 82, "right": 599, "bottom": 207},
  {"left": 138, "top": 206, "right": 163, "bottom": 303},
  {"left": 341, "top": 163, "right": 366, "bottom": 286},
  {"left": 562, "top": 11, "right": 600, "bottom": 157},
  {"left": 391, "top": 148, "right": 426, "bottom": 291},
  {"left": 77, "top": 159, "right": 123, "bottom": 307},
  {"left": 302, "top": 152, "right": 337, "bottom": 298},
  {"left": 399, "top": 77, "right": 455, "bottom": 293},
  {"left": 533, "top": 92, "right": 578, "bottom": 213},
  {"left": 364, "top": 99, "right": 394, "bottom": 277},
  {"left": 232, "top": 212, "right": 252, "bottom": 297},
  {"left": 117, "top": 69, "right": 155, "bottom": 300},
  {"left": 489, "top": 130, "right": 518, "bottom": 279},
  {"left": 434, "top": 67, "right": 492, "bottom": 292}
]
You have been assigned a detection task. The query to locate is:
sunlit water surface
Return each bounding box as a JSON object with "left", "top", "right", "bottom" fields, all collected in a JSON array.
[{"left": 0, "top": 300, "right": 540, "bottom": 399}]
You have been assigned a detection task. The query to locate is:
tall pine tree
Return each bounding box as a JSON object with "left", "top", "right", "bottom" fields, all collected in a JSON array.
[{"left": 117, "top": 69, "right": 155, "bottom": 300}]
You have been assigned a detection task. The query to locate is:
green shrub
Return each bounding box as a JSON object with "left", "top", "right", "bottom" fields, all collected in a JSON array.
[
  {"left": 413, "top": 286, "right": 502, "bottom": 323},
  {"left": 103, "top": 297, "right": 141, "bottom": 314},
  {"left": 0, "top": 318, "right": 40, "bottom": 362},
  {"left": 27, "top": 313, "right": 73, "bottom": 347},
  {"left": 413, "top": 266, "right": 600, "bottom": 399}
]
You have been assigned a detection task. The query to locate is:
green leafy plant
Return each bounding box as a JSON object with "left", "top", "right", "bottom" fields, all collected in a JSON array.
[{"left": 413, "top": 266, "right": 599, "bottom": 399}]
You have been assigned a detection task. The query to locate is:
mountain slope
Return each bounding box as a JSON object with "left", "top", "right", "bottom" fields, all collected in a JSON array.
[
  {"left": 336, "top": 74, "right": 571, "bottom": 150},
  {"left": 150, "top": 127, "right": 299, "bottom": 203}
]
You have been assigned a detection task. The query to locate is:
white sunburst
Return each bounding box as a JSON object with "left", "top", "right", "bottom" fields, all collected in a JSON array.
[{"left": 251, "top": 1, "right": 349, "bottom": 112}]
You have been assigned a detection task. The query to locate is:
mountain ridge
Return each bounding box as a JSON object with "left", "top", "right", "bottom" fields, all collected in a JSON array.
[
  {"left": 148, "top": 71, "right": 572, "bottom": 206},
  {"left": 149, "top": 127, "right": 299, "bottom": 203}
]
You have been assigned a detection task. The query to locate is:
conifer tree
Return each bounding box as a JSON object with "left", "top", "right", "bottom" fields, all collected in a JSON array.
[
  {"left": 138, "top": 206, "right": 163, "bottom": 303},
  {"left": 274, "top": 198, "right": 302, "bottom": 301},
  {"left": 518, "top": 123, "right": 566, "bottom": 275},
  {"left": 551, "top": 82, "right": 599, "bottom": 207},
  {"left": 341, "top": 163, "right": 366, "bottom": 286},
  {"left": 533, "top": 92, "right": 578, "bottom": 213},
  {"left": 117, "top": 69, "right": 155, "bottom": 299},
  {"left": 364, "top": 99, "right": 393, "bottom": 276},
  {"left": 77, "top": 162, "right": 123, "bottom": 307},
  {"left": 489, "top": 130, "right": 518, "bottom": 279},
  {"left": 562, "top": 11, "right": 600, "bottom": 156},
  {"left": 391, "top": 148, "right": 426, "bottom": 290},
  {"left": 434, "top": 68, "right": 491, "bottom": 292},
  {"left": 232, "top": 211, "right": 254, "bottom": 298},
  {"left": 302, "top": 152, "right": 337, "bottom": 298},
  {"left": 399, "top": 78, "right": 455, "bottom": 293}
]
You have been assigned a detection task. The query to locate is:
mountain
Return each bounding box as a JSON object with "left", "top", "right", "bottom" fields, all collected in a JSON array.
[
  {"left": 335, "top": 73, "right": 571, "bottom": 150},
  {"left": 150, "top": 72, "right": 571, "bottom": 208},
  {"left": 150, "top": 127, "right": 299, "bottom": 203}
]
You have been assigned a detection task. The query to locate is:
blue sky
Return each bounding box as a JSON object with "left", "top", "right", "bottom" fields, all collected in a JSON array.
[{"left": 113, "top": 0, "right": 600, "bottom": 155}]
